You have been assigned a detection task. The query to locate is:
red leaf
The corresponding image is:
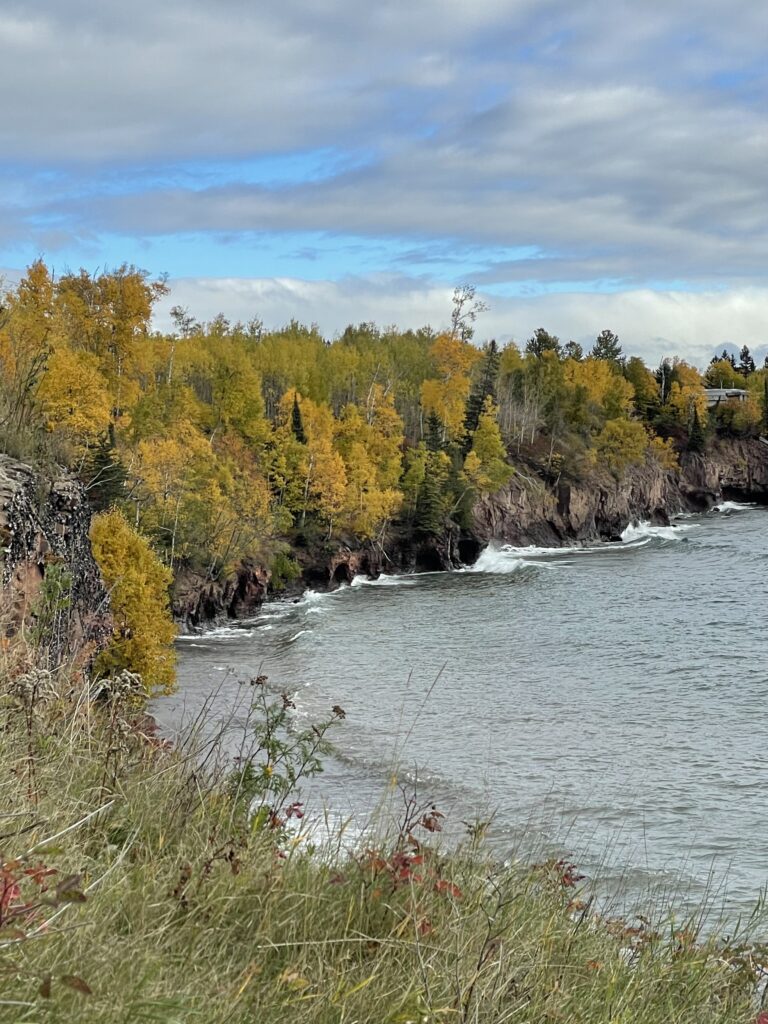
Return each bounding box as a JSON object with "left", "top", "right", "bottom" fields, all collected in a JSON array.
[{"left": 61, "top": 975, "right": 92, "bottom": 996}]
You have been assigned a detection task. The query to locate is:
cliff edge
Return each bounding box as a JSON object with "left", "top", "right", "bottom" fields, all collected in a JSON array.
[{"left": 0, "top": 456, "right": 111, "bottom": 666}]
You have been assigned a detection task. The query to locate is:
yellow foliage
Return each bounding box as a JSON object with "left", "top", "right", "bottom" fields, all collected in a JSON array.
[
  {"left": 564, "top": 358, "right": 634, "bottom": 420},
  {"left": 668, "top": 381, "right": 707, "bottom": 426},
  {"left": 37, "top": 347, "right": 112, "bottom": 449},
  {"left": 90, "top": 509, "right": 176, "bottom": 694},
  {"left": 593, "top": 418, "right": 648, "bottom": 474},
  {"left": 648, "top": 434, "right": 680, "bottom": 471},
  {"left": 465, "top": 398, "right": 512, "bottom": 494},
  {"left": 420, "top": 333, "right": 480, "bottom": 439}
]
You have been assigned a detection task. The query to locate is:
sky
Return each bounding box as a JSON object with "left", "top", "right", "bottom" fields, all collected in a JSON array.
[{"left": 2, "top": 0, "right": 767, "bottom": 365}]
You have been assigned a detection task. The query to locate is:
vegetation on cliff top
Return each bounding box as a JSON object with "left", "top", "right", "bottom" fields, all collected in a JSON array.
[
  {"left": 2, "top": 262, "right": 767, "bottom": 686},
  {"left": 0, "top": 629, "right": 764, "bottom": 1023}
]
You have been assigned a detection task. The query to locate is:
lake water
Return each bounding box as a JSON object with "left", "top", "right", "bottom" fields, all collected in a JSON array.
[{"left": 154, "top": 502, "right": 768, "bottom": 918}]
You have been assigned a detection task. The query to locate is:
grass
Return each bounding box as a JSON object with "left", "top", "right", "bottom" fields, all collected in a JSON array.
[{"left": 0, "top": 642, "right": 765, "bottom": 1022}]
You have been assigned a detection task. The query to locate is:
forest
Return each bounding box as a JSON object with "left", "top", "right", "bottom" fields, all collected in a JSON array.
[{"left": 1, "top": 262, "right": 766, "bottom": 690}]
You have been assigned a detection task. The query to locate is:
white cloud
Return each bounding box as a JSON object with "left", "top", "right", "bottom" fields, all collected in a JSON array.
[{"left": 3, "top": 0, "right": 768, "bottom": 300}]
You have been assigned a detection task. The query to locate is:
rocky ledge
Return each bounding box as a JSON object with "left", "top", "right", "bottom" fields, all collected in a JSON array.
[
  {"left": 473, "top": 436, "right": 768, "bottom": 548},
  {"left": 172, "top": 435, "right": 768, "bottom": 630}
]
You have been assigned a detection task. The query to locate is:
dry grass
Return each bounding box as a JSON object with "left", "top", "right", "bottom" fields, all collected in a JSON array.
[{"left": 0, "top": 635, "right": 764, "bottom": 1023}]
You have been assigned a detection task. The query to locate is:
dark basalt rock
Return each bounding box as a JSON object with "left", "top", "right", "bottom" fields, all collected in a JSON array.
[
  {"left": 472, "top": 436, "right": 768, "bottom": 549},
  {"left": 0, "top": 455, "right": 112, "bottom": 667},
  {"left": 170, "top": 436, "right": 768, "bottom": 629}
]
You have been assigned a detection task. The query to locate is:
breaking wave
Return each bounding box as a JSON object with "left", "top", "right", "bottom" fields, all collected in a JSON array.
[
  {"left": 351, "top": 573, "right": 416, "bottom": 587},
  {"left": 712, "top": 500, "right": 757, "bottom": 513},
  {"left": 620, "top": 521, "right": 697, "bottom": 544}
]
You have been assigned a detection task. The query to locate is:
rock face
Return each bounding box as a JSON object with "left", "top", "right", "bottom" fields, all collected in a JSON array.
[
  {"left": 173, "top": 559, "right": 272, "bottom": 631},
  {"left": 170, "top": 436, "right": 768, "bottom": 629},
  {"left": 473, "top": 437, "right": 768, "bottom": 548},
  {"left": 0, "top": 456, "right": 111, "bottom": 666}
]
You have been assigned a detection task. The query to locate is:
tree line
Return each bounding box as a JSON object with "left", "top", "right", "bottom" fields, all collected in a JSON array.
[{"left": 2, "top": 264, "right": 766, "bottom": 688}]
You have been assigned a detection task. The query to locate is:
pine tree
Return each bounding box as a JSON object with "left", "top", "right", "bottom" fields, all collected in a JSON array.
[
  {"left": 462, "top": 339, "right": 500, "bottom": 453},
  {"left": 525, "top": 328, "right": 562, "bottom": 359},
  {"left": 425, "top": 411, "right": 444, "bottom": 452},
  {"left": 738, "top": 345, "right": 756, "bottom": 377},
  {"left": 591, "top": 329, "right": 623, "bottom": 364},
  {"left": 291, "top": 393, "right": 306, "bottom": 443},
  {"left": 688, "top": 405, "right": 706, "bottom": 452},
  {"left": 82, "top": 430, "right": 127, "bottom": 512}
]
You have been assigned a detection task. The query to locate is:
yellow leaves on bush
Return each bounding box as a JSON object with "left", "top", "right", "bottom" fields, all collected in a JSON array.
[
  {"left": 90, "top": 509, "right": 176, "bottom": 695},
  {"left": 592, "top": 418, "right": 648, "bottom": 475},
  {"left": 648, "top": 434, "right": 679, "bottom": 471},
  {"left": 666, "top": 361, "right": 707, "bottom": 427}
]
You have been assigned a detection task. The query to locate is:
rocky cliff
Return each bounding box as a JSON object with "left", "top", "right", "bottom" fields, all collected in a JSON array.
[
  {"left": 171, "top": 436, "right": 768, "bottom": 629},
  {"left": 473, "top": 437, "right": 768, "bottom": 548},
  {"left": 0, "top": 456, "right": 111, "bottom": 666}
]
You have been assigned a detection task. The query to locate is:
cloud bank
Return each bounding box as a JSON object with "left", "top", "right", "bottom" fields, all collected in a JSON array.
[
  {"left": 156, "top": 275, "right": 768, "bottom": 368},
  {"left": 2, "top": 0, "right": 767, "bottom": 354}
]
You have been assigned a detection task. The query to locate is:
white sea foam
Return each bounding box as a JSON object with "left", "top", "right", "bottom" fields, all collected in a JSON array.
[
  {"left": 179, "top": 626, "right": 256, "bottom": 642},
  {"left": 287, "top": 629, "right": 312, "bottom": 643},
  {"left": 466, "top": 548, "right": 531, "bottom": 574},
  {"left": 712, "top": 500, "right": 756, "bottom": 513},
  {"left": 351, "top": 573, "right": 416, "bottom": 587},
  {"left": 620, "top": 521, "right": 697, "bottom": 544}
]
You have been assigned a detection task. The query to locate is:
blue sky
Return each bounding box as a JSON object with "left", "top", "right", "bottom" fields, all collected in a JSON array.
[{"left": 2, "top": 0, "right": 768, "bottom": 363}]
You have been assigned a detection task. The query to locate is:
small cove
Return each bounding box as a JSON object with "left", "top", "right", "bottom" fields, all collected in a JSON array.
[{"left": 154, "top": 504, "right": 768, "bottom": 916}]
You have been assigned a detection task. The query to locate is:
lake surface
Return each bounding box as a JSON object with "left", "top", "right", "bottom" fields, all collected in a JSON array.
[{"left": 154, "top": 503, "right": 768, "bottom": 917}]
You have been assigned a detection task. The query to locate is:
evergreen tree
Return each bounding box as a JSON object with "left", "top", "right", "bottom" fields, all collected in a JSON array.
[
  {"left": 720, "top": 348, "right": 737, "bottom": 368},
  {"left": 291, "top": 393, "right": 306, "bottom": 443},
  {"left": 688, "top": 405, "right": 706, "bottom": 452},
  {"left": 738, "top": 345, "right": 756, "bottom": 377},
  {"left": 425, "top": 411, "right": 445, "bottom": 452},
  {"left": 413, "top": 451, "right": 449, "bottom": 536},
  {"left": 525, "top": 327, "right": 562, "bottom": 359},
  {"left": 462, "top": 339, "right": 500, "bottom": 453},
  {"left": 591, "top": 329, "right": 623, "bottom": 364},
  {"left": 82, "top": 430, "right": 128, "bottom": 512},
  {"left": 563, "top": 340, "right": 583, "bottom": 361}
]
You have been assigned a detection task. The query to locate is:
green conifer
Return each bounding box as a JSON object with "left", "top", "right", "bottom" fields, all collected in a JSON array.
[
  {"left": 688, "top": 406, "right": 706, "bottom": 452},
  {"left": 291, "top": 393, "right": 306, "bottom": 443}
]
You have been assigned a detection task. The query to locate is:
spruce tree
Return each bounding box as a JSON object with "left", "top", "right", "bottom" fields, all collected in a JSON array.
[
  {"left": 82, "top": 431, "right": 127, "bottom": 512},
  {"left": 291, "top": 393, "right": 306, "bottom": 443},
  {"left": 425, "top": 411, "right": 445, "bottom": 452},
  {"left": 688, "top": 406, "right": 706, "bottom": 452},
  {"left": 414, "top": 452, "right": 448, "bottom": 536},
  {"left": 462, "top": 339, "right": 500, "bottom": 453},
  {"left": 738, "top": 345, "right": 756, "bottom": 377}
]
